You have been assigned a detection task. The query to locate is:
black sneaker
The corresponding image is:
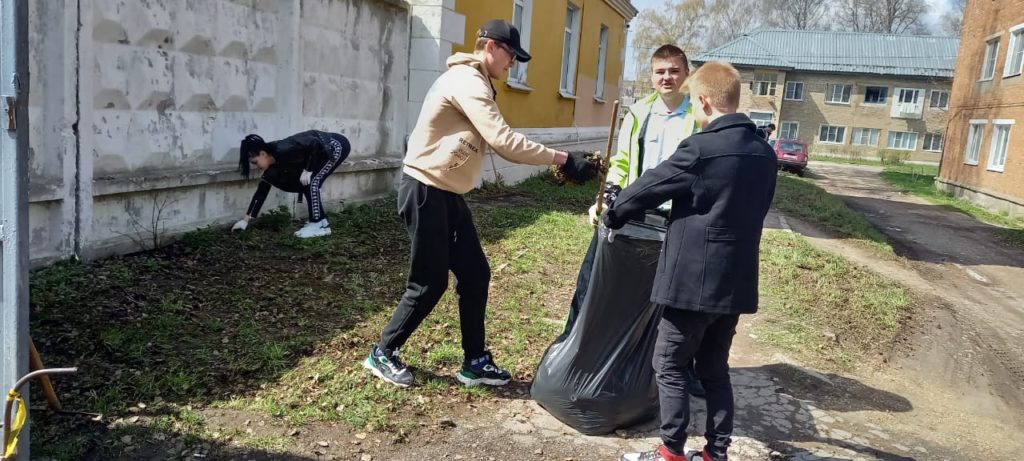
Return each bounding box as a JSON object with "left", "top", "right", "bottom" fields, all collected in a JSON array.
[
  {"left": 363, "top": 345, "right": 414, "bottom": 388},
  {"left": 456, "top": 351, "right": 511, "bottom": 387}
]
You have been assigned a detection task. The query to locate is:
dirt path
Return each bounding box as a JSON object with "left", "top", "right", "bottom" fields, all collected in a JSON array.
[
  {"left": 803, "top": 162, "right": 1024, "bottom": 417},
  {"left": 197, "top": 326, "right": 975, "bottom": 461}
]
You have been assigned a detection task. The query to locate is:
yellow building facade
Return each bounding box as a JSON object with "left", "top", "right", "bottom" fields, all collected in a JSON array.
[{"left": 453, "top": 0, "right": 637, "bottom": 129}]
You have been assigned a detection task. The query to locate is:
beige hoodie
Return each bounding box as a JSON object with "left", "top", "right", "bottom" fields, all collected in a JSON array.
[{"left": 402, "top": 53, "right": 559, "bottom": 194}]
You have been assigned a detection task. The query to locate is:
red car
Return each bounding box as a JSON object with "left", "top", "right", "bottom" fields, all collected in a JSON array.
[{"left": 770, "top": 139, "right": 809, "bottom": 176}]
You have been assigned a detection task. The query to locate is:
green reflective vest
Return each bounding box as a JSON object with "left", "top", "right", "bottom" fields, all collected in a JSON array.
[{"left": 606, "top": 92, "right": 700, "bottom": 189}]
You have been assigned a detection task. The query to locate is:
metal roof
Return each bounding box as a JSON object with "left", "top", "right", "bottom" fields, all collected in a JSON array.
[{"left": 693, "top": 29, "right": 959, "bottom": 78}]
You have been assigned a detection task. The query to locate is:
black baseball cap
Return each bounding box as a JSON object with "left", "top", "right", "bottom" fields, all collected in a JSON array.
[{"left": 478, "top": 19, "right": 531, "bottom": 63}]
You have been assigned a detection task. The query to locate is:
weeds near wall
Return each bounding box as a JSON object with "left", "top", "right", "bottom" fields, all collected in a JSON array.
[
  {"left": 113, "top": 194, "right": 179, "bottom": 252},
  {"left": 879, "top": 149, "right": 911, "bottom": 165}
]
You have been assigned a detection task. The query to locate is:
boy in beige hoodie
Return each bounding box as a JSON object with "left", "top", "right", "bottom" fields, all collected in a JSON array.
[{"left": 364, "top": 19, "right": 597, "bottom": 388}]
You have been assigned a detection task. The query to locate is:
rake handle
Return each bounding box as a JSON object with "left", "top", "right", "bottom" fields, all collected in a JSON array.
[{"left": 595, "top": 100, "right": 621, "bottom": 216}]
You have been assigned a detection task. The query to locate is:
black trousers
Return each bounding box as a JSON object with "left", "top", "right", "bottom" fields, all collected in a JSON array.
[
  {"left": 378, "top": 175, "right": 491, "bottom": 360},
  {"left": 307, "top": 133, "right": 350, "bottom": 222},
  {"left": 654, "top": 308, "right": 739, "bottom": 460}
]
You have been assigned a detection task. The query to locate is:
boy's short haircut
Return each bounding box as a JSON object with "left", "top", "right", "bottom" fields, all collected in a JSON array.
[
  {"left": 685, "top": 61, "right": 741, "bottom": 112},
  {"left": 651, "top": 44, "right": 688, "bottom": 69},
  {"left": 474, "top": 37, "right": 490, "bottom": 51}
]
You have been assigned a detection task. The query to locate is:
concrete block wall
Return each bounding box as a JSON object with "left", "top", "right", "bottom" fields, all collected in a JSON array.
[
  {"left": 479, "top": 127, "right": 609, "bottom": 185},
  {"left": 27, "top": 0, "right": 410, "bottom": 265}
]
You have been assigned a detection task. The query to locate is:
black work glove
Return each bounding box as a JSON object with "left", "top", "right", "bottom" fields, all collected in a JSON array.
[{"left": 552, "top": 151, "right": 601, "bottom": 185}]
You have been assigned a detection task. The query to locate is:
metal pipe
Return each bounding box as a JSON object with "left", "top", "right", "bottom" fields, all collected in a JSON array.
[{"left": 2, "top": 368, "right": 76, "bottom": 460}]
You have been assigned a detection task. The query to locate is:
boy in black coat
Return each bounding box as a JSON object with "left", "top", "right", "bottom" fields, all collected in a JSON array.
[{"left": 610, "top": 62, "right": 777, "bottom": 461}]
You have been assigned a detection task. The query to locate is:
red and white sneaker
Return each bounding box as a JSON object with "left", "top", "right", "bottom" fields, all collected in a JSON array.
[
  {"left": 620, "top": 446, "right": 719, "bottom": 461},
  {"left": 619, "top": 445, "right": 687, "bottom": 461}
]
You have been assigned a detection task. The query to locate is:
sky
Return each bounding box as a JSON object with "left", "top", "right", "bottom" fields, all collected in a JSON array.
[{"left": 622, "top": 0, "right": 955, "bottom": 79}]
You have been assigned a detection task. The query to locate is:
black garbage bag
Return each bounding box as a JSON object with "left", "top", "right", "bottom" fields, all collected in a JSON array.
[{"left": 531, "top": 221, "right": 665, "bottom": 435}]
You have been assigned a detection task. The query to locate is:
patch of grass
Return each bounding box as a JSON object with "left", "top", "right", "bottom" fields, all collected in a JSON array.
[
  {"left": 246, "top": 434, "right": 292, "bottom": 451},
  {"left": 32, "top": 434, "right": 91, "bottom": 461},
  {"left": 755, "top": 231, "right": 913, "bottom": 368},
  {"left": 772, "top": 174, "right": 892, "bottom": 253},
  {"left": 811, "top": 154, "right": 939, "bottom": 175},
  {"left": 180, "top": 225, "right": 221, "bottom": 250},
  {"left": 425, "top": 341, "right": 462, "bottom": 368},
  {"left": 880, "top": 169, "right": 1024, "bottom": 248}
]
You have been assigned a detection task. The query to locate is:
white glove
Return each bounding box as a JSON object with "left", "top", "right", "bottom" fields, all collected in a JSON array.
[
  {"left": 588, "top": 203, "right": 601, "bottom": 227},
  {"left": 597, "top": 223, "right": 617, "bottom": 243},
  {"left": 299, "top": 170, "right": 312, "bottom": 186},
  {"left": 231, "top": 219, "right": 248, "bottom": 232}
]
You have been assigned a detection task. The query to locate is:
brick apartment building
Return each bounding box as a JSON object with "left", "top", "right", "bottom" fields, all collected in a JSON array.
[
  {"left": 937, "top": 1, "right": 1024, "bottom": 217},
  {"left": 693, "top": 29, "right": 959, "bottom": 163}
]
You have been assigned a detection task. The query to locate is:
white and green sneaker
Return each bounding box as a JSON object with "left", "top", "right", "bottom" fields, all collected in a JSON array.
[{"left": 363, "top": 345, "right": 414, "bottom": 388}]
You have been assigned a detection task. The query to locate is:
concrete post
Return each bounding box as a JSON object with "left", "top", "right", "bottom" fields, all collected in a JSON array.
[
  {"left": 406, "top": 0, "right": 464, "bottom": 134},
  {"left": 0, "top": 0, "right": 32, "bottom": 456}
]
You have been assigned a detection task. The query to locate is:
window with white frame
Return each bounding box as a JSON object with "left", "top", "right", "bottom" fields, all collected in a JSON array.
[
  {"left": 887, "top": 130, "right": 919, "bottom": 150},
  {"left": 987, "top": 120, "right": 1014, "bottom": 172},
  {"left": 750, "top": 72, "right": 777, "bottom": 96},
  {"left": 863, "top": 86, "right": 888, "bottom": 104},
  {"left": 784, "top": 82, "right": 803, "bottom": 100},
  {"left": 826, "top": 84, "right": 852, "bottom": 104},
  {"left": 896, "top": 88, "right": 923, "bottom": 104},
  {"left": 595, "top": 25, "right": 609, "bottom": 99},
  {"left": 892, "top": 88, "right": 924, "bottom": 118},
  {"left": 1005, "top": 24, "right": 1024, "bottom": 77},
  {"left": 923, "top": 133, "right": 944, "bottom": 152},
  {"left": 964, "top": 120, "right": 986, "bottom": 165},
  {"left": 852, "top": 128, "right": 881, "bottom": 146},
  {"left": 559, "top": 3, "right": 582, "bottom": 95},
  {"left": 780, "top": 121, "right": 799, "bottom": 139},
  {"left": 749, "top": 111, "right": 774, "bottom": 127},
  {"left": 818, "top": 125, "right": 846, "bottom": 144},
  {"left": 929, "top": 90, "right": 949, "bottom": 109},
  {"left": 509, "top": 0, "right": 533, "bottom": 85},
  {"left": 982, "top": 37, "right": 1000, "bottom": 80}
]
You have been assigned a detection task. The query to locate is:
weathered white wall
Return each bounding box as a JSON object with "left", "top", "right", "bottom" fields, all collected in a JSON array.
[
  {"left": 27, "top": 0, "right": 410, "bottom": 265},
  {"left": 479, "top": 127, "right": 609, "bottom": 185},
  {"left": 27, "top": 0, "right": 610, "bottom": 266},
  {"left": 406, "top": 0, "right": 463, "bottom": 135}
]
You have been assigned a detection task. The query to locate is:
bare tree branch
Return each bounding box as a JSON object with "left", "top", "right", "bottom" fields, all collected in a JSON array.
[
  {"left": 630, "top": 0, "right": 708, "bottom": 75},
  {"left": 764, "top": 0, "right": 833, "bottom": 30},
  {"left": 940, "top": 0, "right": 965, "bottom": 36},
  {"left": 704, "top": 0, "right": 764, "bottom": 49},
  {"left": 835, "top": 0, "right": 929, "bottom": 34}
]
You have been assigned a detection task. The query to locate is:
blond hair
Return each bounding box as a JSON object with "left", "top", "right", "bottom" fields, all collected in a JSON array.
[
  {"left": 474, "top": 37, "right": 490, "bottom": 51},
  {"left": 685, "top": 61, "right": 741, "bottom": 112}
]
